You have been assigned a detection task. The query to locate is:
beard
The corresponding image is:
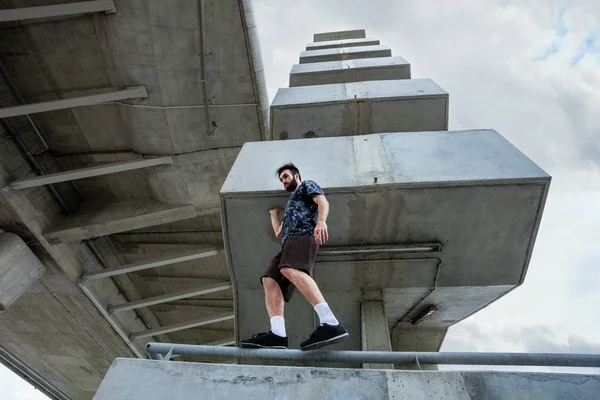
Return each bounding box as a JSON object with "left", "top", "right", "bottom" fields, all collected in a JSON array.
[{"left": 285, "top": 179, "right": 299, "bottom": 192}]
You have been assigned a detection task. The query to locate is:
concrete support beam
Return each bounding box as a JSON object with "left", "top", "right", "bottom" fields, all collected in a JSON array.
[
  {"left": 108, "top": 282, "right": 230, "bottom": 312},
  {"left": 361, "top": 301, "right": 393, "bottom": 369},
  {"left": 271, "top": 79, "right": 448, "bottom": 139},
  {"left": 300, "top": 45, "right": 391, "bottom": 64},
  {"left": 0, "top": 232, "right": 45, "bottom": 310},
  {"left": 314, "top": 29, "right": 366, "bottom": 42},
  {"left": 7, "top": 157, "right": 173, "bottom": 190},
  {"left": 0, "top": 86, "right": 147, "bottom": 119},
  {"left": 43, "top": 201, "right": 197, "bottom": 245},
  {"left": 129, "top": 313, "right": 234, "bottom": 340},
  {"left": 81, "top": 249, "right": 218, "bottom": 282},
  {"left": 0, "top": 0, "right": 116, "bottom": 22},
  {"left": 306, "top": 38, "right": 380, "bottom": 51},
  {"left": 290, "top": 57, "right": 411, "bottom": 87}
]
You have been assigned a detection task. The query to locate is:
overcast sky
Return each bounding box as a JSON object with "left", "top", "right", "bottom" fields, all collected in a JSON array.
[{"left": 3, "top": 0, "right": 600, "bottom": 398}]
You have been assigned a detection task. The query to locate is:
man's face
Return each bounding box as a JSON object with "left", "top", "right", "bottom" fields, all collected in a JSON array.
[{"left": 279, "top": 169, "right": 299, "bottom": 192}]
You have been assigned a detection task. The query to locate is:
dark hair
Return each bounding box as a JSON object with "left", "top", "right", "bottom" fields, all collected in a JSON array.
[{"left": 276, "top": 163, "right": 301, "bottom": 181}]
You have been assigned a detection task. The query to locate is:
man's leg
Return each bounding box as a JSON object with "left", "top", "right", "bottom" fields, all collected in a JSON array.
[
  {"left": 262, "top": 276, "right": 285, "bottom": 317},
  {"left": 279, "top": 267, "right": 324, "bottom": 307},
  {"left": 239, "top": 258, "right": 289, "bottom": 349},
  {"left": 280, "top": 267, "right": 349, "bottom": 351}
]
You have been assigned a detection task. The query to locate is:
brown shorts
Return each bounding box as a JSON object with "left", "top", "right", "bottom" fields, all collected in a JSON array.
[{"left": 261, "top": 234, "right": 319, "bottom": 302}]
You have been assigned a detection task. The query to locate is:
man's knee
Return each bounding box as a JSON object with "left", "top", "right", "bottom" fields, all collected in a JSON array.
[
  {"left": 280, "top": 267, "right": 305, "bottom": 282},
  {"left": 262, "top": 276, "right": 278, "bottom": 289}
]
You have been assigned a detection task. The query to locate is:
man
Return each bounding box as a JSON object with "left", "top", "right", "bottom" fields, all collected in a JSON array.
[{"left": 240, "top": 163, "right": 348, "bottom": 351}]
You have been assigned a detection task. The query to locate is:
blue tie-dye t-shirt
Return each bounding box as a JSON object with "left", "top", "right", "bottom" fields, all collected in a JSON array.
[{"left": 281, "top": 180, "right": 324, "bottom": 246}]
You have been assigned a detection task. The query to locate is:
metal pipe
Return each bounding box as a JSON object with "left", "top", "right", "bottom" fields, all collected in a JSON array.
[
  {"left": 146, "top": 343, "right": 600, "bottom": 368},
  {"left": 80, "top": 283, "right": 144, "bottom": 358}
]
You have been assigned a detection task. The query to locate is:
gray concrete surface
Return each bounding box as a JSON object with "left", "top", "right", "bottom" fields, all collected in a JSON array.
[
  {"left": 0, "top": 231, "right": 45, "bottom": 310},
  {"left": 290, "top": 56, "right": 411, "bottom": 87},
  {"left": 314, "top": 29, "right": 366, "bottom": 42},
  {"left": 220, "top": 130, "right": 549, "bottom": 354},
  {"left": 306, "top": 37, "right": 380, "bottom": 50},
  {"left": 300, "top": 45, "right": 392, "bottom": 63},
  {"left": 0, "top": 1, "right": 266, "bottom": 398},
  {"left": 271, "top": 79, "right": 448, "bottom": 140},
  {"left": 94, "top": 358, "right": 600, "bottom": 400}
]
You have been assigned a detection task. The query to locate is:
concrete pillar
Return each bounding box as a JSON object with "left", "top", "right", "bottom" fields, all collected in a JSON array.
[
  {"left": 314, "top": 29, "right": 366, "bottom": 42},
  {"left": 306, "top": 38, "right": 380, "bottom": 51},
  {"left": 271, "top": 79, "right": 448, "bottom": 140},
  {"left": 299, "top": 45, "right": 391, "bottom": 64},
  {"left": 290, "top": 57, "right": 411, "bottom": 87},
  {"left": 361, "top": 301, "right": 393, "bottom": 369}
]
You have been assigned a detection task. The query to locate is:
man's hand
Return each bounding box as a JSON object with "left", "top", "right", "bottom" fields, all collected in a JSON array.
[
  {"left": 268, "top": 208, "right": 283, "bottom": 215},
  {"left": 314, "top": 221, "right": 329, "bottom": 245}
]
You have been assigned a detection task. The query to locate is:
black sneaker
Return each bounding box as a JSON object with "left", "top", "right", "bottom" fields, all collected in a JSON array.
[
  {"left": 240, "top": 331, "right": 289, "bottom": 349},
  {"left": 300, "top": 323, "right": 349, "bottom": 351}
]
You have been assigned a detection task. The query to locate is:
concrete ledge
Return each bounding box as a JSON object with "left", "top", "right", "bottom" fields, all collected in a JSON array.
[
  {"left": 306, "top": 38, "right": 380, "bottom": 50},
  {"left": 314, "top": 29, "right": 366, "bottom": 42},
  {"left": 43, "top": 201, "right": 197, "bottom": 244},
  {"left": 94, "top": 359, "right": 600, "bottom": 400},
  {"left": 271, "top": 79, "right": 448, "bottom": 139},
  {"left": 290, "top": 57, "right": 411, "bottom": 87},
  {"left": 300, "top": 45, "right": 391, "bottom": 64}
]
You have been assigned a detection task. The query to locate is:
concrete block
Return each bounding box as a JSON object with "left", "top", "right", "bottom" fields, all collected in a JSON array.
[
  {"left": 300, "top": 45, "right": 391, "bottom": 64},
  {"left": 314, "top": 29, "right": 366, "bottom": 42},
  {"left": 271, "top": 79, "right": 448, "bottom": 140},
  {"left": 306, "top": 37, "right": 380, "bottom": 50},
  {"left": 0, "top": 232, "right": 45, "bottom": 311},
  {"left": 43, "top": 201, "right": 197, "bottom": 244},
  {"left": 290, "top": 56, "right": 411, "bottom": 87},
  {"left": 220, "top": 131, "right": 550, "bottom": 350},
  {"left": 94, "top": 359, "right": 600, "bottom": 400}
]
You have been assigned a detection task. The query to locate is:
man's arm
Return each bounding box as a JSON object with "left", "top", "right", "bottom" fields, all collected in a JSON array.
[
  {"left": 268, "top": 208, "right": 283, "bottom": 237},
  {"left": 312, "top": 194, "right": 329, "bottom": 245}
]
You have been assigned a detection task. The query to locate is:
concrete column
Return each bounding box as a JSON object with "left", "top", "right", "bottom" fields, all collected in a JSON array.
[
  {"left": 314, "top": 29, "right": 366, "bottom": 42},
  {"left": 361, "top": 301, "right": 393, "bottom": 369},
  {"left": 299, "top": 45, "right": 391, "bottom": 64},
  {"left": 306, "top": 38, "right": 380, "bottom": 51},
  {"left": 271, "top": 79, "right": 448, "bottom": 140},
  {"left": 290, "top": 57, "right": 411, "bottom": 87}
]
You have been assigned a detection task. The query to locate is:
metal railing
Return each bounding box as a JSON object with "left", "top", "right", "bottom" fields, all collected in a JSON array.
[{"left": 146, "top": 342, "right": 600, "bottom": 369}]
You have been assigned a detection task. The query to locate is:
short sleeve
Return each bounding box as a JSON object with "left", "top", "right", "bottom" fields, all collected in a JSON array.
[{"left": 303, "top": 180, "right": 324, "bottom": 197}]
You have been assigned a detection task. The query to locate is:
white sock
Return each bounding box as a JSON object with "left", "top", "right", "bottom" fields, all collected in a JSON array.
[
  {"left": 270, "top": 316, "right": 286, "bottom": 337},
  {"left": 314, "top": 302, "right": 339, "bottom": 326}
]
